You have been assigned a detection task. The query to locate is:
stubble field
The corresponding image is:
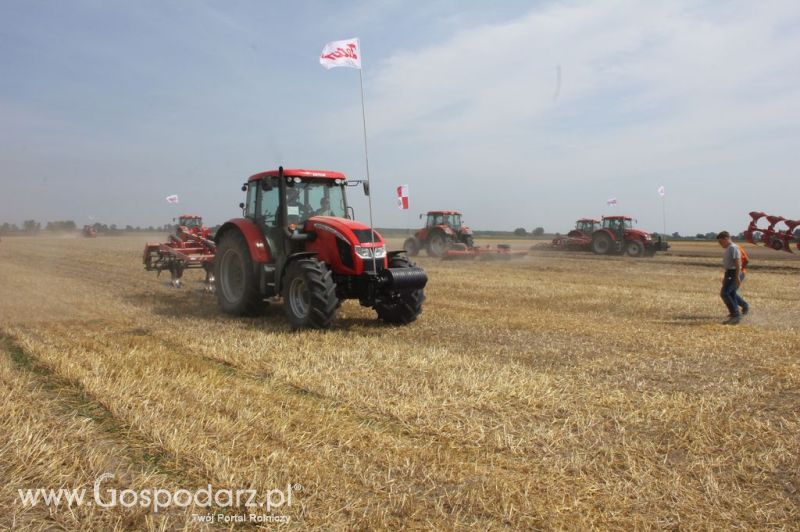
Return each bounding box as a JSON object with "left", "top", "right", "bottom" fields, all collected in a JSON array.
[{"left": 1, "top": 234, "right": 798, "bottom": 530}]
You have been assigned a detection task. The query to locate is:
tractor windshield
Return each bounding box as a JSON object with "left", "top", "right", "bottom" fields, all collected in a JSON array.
[
  {"left": 179, "top": 217, "right": 201, "bottom": 228},
  {"left": 444, "top": 214, "right": 461, "bottom": 228},
  {"left": 603, "top": 218, "right": 633, "bottom": 232},
  {"left": 286, "top": 180, "right": 347, "bottom": 222}
]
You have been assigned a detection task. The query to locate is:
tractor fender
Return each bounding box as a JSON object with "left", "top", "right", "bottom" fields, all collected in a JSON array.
[
  {"left": 214, "top": 219, "right": 270, "bottom": 263},
  {"left": 276, "top": 252, "right": 319, "bottom": 293}
]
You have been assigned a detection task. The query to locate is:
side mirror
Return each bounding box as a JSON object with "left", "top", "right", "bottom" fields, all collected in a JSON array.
[
  {"left": 239, "top": 202, "right": 245, "bottom": 210},
  {"left": 241, "top": 184, "right": 247, "bottom": 192},
  {"left": 363, "top": 181, "right": 370, "bottom": 196}
]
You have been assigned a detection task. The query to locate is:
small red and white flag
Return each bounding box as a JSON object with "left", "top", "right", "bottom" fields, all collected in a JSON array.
[
  {"left": 396, "top": 185, "right": 409, "bottom": 210},
  {"left": 658, "top": 185, "right": 666, "bottom": 197},
  {"left": 165, "top": 194, "right": 179, "bottom": 205},
  {"left": 320, "top": 38, "right": 361, "bottom": 70},
  {"left": 606, "top": 197, "right": 618, "bottom": 206}
]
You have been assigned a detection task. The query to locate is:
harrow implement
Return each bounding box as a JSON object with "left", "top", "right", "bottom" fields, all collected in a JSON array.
[
  {"left": 143, "top": 227, "right": 216, "bottom": 288},
  {"left": 744, "top": 211, "right": 799, "bottom": 252},
  {"left": 441, "top": 244, "right": 528, "bottom": 261}
]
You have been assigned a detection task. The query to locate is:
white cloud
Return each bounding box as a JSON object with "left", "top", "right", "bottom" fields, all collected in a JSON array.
[{"left": 320, "top": 0, "right": 800, "bottom": 232}]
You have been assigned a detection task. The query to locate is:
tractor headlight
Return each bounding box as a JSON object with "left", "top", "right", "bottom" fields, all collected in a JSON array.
[
  {"left": 354, "top": 245, "right": 386, "bottom": 259},
  {"left": 354, "top": 246, "right": 373, "bottom": 259}
]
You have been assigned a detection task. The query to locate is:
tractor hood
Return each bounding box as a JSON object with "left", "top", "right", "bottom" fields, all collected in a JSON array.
[
  {"left": 625, "top": 229, "right": 652, "bottom": 240},
  {"left": 305, "top": 216, "right": 385, "bottom": 247}
]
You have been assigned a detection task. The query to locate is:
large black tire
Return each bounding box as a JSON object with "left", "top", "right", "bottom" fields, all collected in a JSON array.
[
  {"left": 282, "top": 258, "right": 339, "bottom": 329},
  {"left": 403, "top": 237, "right": 420, "bottom": 256},
  {"left": 591, "top": 232, "right": 614, "bottom": 255},
  {"left": 215, "top": 230, "right": 263, "bottom": 315},
  {"left": 426, "top": 231, "right": 450, "bottom": 257},
  {"left": 374, "top": 256, "right": 425, "bottom": 324},
  {"left": 625, "top": 240, "right": 645, "bottom": 257}
]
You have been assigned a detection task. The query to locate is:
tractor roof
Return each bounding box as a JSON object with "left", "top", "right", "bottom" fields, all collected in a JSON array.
[
  {"left": 179, "top": 214, "right": 202, "bottom": 219},
  {"left": 603, "top": 215, "right": 633, "bottom": 220},
  {"left": 427, "top": 210, "right": 462, "bottom": 215},
  {"left": 248, "top": 169, "right": 346, "bottom": 182},
  {"left": 578, "top": 218, "right": 600, "bottom": 223}
]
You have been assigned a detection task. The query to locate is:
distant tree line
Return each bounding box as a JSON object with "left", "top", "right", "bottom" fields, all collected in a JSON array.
[{"left": 0, "top": 220, "right": 177, "bottom": 235}]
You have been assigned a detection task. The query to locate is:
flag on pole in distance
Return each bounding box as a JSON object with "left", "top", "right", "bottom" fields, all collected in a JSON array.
[
  {"left": 658, "top": 185, "right": 666, "bottom": 197},
  {"left": 320, "top": 38, "right": 361, "bottom": 69},
  {"left": 165, "top": 194, "right": 179, "bottom": 205},
  {"left": 396, "top": 185, "right": 409, "bottom": 210},
  {"left": 606, "top": 197, "right": 618, "bottom": 206}
]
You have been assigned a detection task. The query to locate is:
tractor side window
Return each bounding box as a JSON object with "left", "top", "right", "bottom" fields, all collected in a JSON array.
[
  {"left": 245, "top": 184, "right": 258, "bottom": 219},
  {"left": 427, "top": 215, "right": 435, "bottom": 227},
  {"left": 259, "top": 179, "right": 280, "bottom": 227}
]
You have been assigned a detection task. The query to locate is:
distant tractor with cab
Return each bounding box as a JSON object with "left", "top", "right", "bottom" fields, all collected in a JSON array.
[
  {"left": 213, "top": 167, "right": 428, "bottom": 329},
  {"left": 549, "top": 216, "right": 668, "bottom": 257},
  {"left": 590, "top": 216, "right": 668, "bottom": 257},
  {"left": 551, "top": 218, "right": 599, "bottom": 250},
  {"left": 404, "top": 211, "right": 474, "bottom": 257}
]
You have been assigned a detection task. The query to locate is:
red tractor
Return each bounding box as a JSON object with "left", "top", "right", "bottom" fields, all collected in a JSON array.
[
  {"left": 82, "top": 225, "right": 97, "bottom": 238},
  {"left": 551, "top": 216, "right": 668, "bottom": 257},
  {"left": 589, "top": 216, "right": 669, "bottom": 257},
  {"left": 403, "top": 211, "right": 474, "bottom": 257},
  {"left": 175, "top": 214, "right": 212, "bottom": 240},
  {"left": 213, "top": 168, "right": 427, "bottom": 329},
  {"left": 551, "top": 218, "right": 599, "bottom": 250}
]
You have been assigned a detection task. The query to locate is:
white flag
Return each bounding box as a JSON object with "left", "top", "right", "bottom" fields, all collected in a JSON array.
[
  {"left": 606, "top": 197, "right": 618, "bottom": 206},
  {"left": 658, "top": 185, "right": 666, "bottom": 197},
  {"left": 320, "top": 38, "right": 361, "bottom": 69},
  {"left": 396, "top": 185, "right": 409, "bottom": 210},
  {"left": 165, "top": 194, "right": 179, "bottom": 205}
]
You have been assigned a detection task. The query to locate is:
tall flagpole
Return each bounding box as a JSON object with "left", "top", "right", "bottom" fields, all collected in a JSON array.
[
  {"left": 358, "top": 68, "right": 378, "bottom": 272},
  {"left": 662, "top": 195, "right": 666, "bottom": 236}
]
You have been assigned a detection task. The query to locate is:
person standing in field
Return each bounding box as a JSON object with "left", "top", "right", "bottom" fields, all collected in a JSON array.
[{"left": 716, "top": 231, "right": 749, "bottom": 324}]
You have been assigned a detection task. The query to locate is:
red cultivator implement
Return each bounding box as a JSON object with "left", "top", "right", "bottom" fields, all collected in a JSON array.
[
  {"left": 744, "top": 211, "right": 800, "bottom": 252},
  {"left": 441, "top": 243, "right": 528, "bottom": 261},
  {"left": 143, "top": 216, "right": 215, "bottom": 288}
]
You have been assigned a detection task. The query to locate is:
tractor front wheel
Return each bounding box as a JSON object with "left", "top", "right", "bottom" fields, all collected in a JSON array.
[
  {"left": 462, "top": 235, "right": 475, "bottom": 249},
  {"left": 403, "top": 237, "right": 420, "bottom": 256},
  {"left": 625, "top": 240, "right": 645, "bottom": 257},
  {"left": 374, "top": 256, "right": 425, "bottom": 324},
  {"left": 282, "top": 258, "right": 339, "bottom": 329},
  {"left": 215, "top": 231, "right": 263, "bottom": 315},
  {"left": 427, "top": 232, "right": 450, "bottom": 257},
  {"left": 591, "top": 232, "right": 613, "bottom": 255}
]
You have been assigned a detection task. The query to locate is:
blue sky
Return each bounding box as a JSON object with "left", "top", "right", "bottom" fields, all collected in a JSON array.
[{"left": 1, "top": 0, "right": 799, "bottom": 234}]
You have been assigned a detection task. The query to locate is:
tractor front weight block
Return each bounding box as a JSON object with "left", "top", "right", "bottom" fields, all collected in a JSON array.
[{"left": 379, "top": 267, "right": 428, "bottom": 291}]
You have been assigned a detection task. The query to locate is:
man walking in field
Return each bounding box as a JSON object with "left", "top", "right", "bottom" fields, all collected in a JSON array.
[{"left": 717, "top": 231, "right": 749, "bottom": 324}]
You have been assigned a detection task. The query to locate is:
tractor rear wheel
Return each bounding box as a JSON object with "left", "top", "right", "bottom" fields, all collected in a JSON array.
[
  {"left": 374, "top": 256, "right": 425, "bottom": 324},
  {"left": 427, "top": 232, "right": 450, "bottom": 257},
  {"left": 591, "top": 232, "right": 613, "bottom": 255},
  {"left": 215, "top": 231, "right": 263, "bottom": 315},
  {"left": 625, "top": 240, "right": 645, "bottom": 257},
  {"left": 403, "top": 237, "right": 420, "bottom": 256},
  {"left": 282, "top": 258, "right": 339, "bottom": 329}
]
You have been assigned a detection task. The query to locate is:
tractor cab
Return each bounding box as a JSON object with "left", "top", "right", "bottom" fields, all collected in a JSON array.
[
  {"left": 575, "top": 219, "right": 600, "bottom": 235},
  {"left": 426, "top": 211, "right": 462, "bottom": 230},
  {"left": 602, "top": 216, "right": 633, "bottom": 235},
  {"left": 175, "top": 214, "right": 210, "bottom": 239},
  {"left": 178, "top": 215, "right": 203, "bottom": 229}
]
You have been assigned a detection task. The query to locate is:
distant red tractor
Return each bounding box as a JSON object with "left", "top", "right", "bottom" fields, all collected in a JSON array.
[
  {"left": 174, "top": 214, "right": 212, "bottom": 240},
  {"left": 403, "top": 211, "right": 474, "bottom": 257},
  {"left": 82, "top": 225, "right": 97, "bottom": 238},
  {"left": 212, "top": 168, "right": 427, "bottom": 329},
  {"left": 553, "top": 216, "right": 669, "bottom": 257}
]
